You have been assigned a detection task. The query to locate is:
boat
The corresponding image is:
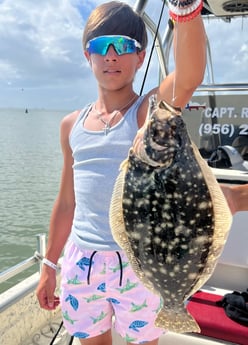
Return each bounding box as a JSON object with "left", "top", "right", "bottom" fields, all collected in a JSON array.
[{"left": 1, "top": 0, "right": 248, "bottom": 344}]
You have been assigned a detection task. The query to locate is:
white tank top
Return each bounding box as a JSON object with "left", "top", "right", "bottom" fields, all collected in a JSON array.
[{"left": 69, "top": 96, "right": 144, "bottom": 251}]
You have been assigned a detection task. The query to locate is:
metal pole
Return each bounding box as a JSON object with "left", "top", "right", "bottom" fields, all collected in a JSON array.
[
  {"left": 36, "top": 234, "right": 46, "bottom": 273},
  {"left": 133, "top": 0, "right": 149, "bottom": 14}
]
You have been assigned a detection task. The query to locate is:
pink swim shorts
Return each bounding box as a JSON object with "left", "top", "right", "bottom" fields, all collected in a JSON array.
[{"left": 60, "top": 240, "right": 165, "bottom": 343}]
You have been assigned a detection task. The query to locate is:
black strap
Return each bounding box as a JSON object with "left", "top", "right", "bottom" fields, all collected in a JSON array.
[
  {"left": 116, "top": 251, "right": 123, "bottom": 286},
  {"left": 49, "top": 320, "right": 74, "bottom": 345},
  {"left": 87, "top": 250, "right": 97, "bottom": 285},
  {"left": 68, "top": 333, "right": 74, "bottom": 345}
]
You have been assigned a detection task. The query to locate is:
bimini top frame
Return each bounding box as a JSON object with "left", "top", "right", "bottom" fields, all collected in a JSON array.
[{"left": 133, "top": 0, "right": 248, "bottom": 93}]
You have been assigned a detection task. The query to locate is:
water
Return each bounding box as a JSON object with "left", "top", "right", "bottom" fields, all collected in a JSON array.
[{"left": 0, "top": 108, "right": 68, "bottom": 291}]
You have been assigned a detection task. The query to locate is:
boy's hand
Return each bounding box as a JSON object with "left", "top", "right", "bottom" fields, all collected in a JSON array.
[{"left": 36, "top": 267, "right": 60, "bottom": 310}]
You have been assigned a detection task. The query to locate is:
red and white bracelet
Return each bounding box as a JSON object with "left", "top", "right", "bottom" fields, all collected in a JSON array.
[{"left": 168, "top": 0, "right": 203, "bottom": 22}]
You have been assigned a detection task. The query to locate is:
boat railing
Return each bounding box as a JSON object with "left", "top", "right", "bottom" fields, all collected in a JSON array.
[
  {"left": 0, "top": 234, "right": 47, "bottom": 286},
  {"left": 0, "top": 234, "right": 51, "bottom": 313},
  {"left": 198, "top": 83, "right": 248, "bottom": 93}
]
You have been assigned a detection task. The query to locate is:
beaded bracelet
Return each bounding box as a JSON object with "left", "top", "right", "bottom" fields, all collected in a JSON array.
[
  {"left": 168, "top": 0, "right": 203, "bottom": 22},
  {"left": 42, "top": 258, "right": 58, "bottom": 271}
]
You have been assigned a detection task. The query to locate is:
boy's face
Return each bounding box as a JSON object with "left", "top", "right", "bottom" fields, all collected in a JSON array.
[{"left": 84, "top": 35, "right": 145, "bottom": 91}]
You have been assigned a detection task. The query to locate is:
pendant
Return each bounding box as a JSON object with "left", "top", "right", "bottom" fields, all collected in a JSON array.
[{"left": 104, "top": 123, "right": 110, "bottom": 135}]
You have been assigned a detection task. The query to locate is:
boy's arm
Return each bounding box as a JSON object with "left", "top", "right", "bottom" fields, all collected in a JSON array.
[
  {"left": 221, "top": 184, "right": 248, "bottom": 214},
  {"left": 36, "top": 112, "right": 77, "bottom": 310},
  {"left": 44, "top": 113, "right": 76, "bottom": 264},
  {"left": 158, "top": 14, "right": 206, "bottom": 108},
  {"left": 138, "top": 10, "right": 206, "bottom": 128}
]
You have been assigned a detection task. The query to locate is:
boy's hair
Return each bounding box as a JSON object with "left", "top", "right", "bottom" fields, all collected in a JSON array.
[{"left": 82, "top": 1, "right": 148, "bottom": 51}]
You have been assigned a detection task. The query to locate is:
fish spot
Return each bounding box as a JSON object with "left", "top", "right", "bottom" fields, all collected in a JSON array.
[
  {"left": 186, "top": 195, "right": 193, "bottom": 203},
  {"left": 163, "top": 204, "right": 171, "bottom": 213},
  {"left": 130, "top": 232, "right": 141, "bottom": 240},
  {"left": 166, "top": 256, "right": 174, "bottom": 264},
  {"left": 188, "top": 272, "right": 197, "bottom": 280},
  {"left": 155, "top": 226, "right": 162, "bottom": 234},
  {"left": 198, "top": 201, "right": 209, "bottom": 209},
  {"left": 123, "top": 198, "right": 132, "bottom": 206},
  {"left": 195, "top": 235, "right": 208, "bottom": 244},
  {"left": 161, "top": 211, "right": 171, "bottom": 220},
  {"left": 144, "top": 237, "right": 152, "bottom": 245},
  {"left": 174, "top": 225, "right": 185, "bottom": 236},
  {"left": 154, "top": 236, "right": 161, "bottom": 244},
  {"left": 159, "top": 267, "right": 167, "bottom": 274},
  {"left": 181, "top": 244, "right": 188, "bottom": 250},
  {"left": 173, "top": 264, "right": 180, "bottom": 272},
  {"left": 144, "top": 270, "right": 153, "bottom": 278}
]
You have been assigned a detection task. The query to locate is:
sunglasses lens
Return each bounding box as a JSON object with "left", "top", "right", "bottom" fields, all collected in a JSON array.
[
  {"left": 87, "top": 36, "right": 140, "bottom": 56},
  {"left": 87, "top": 37, "right": 107, "bottom": 55},
  {"left": 114, "top": 37, "right": 135, "bottom": 54}
]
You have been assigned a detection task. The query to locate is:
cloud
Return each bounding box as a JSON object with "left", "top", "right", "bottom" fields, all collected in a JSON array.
[
  {"left": 0, "top": 0, "right": 247, "bottom": 109},
  {"left": 203, "top": 17, "right": 248, "bottom": 84},
  {"left": 0, "top": 0, "right": 85, "bottom": 86}
]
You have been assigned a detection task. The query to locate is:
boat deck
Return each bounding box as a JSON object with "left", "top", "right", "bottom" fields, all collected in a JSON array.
[
  {"left": 20, "top": 299, "right": 236, "bottom": 345},
  {"left": 21, "top": 314, "right": 237, "bottom": 345}
]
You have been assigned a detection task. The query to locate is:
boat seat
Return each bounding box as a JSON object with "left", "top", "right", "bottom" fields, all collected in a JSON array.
[
  {"left": 188, "top": 211, "right": 248, "bottom": 345},
  {"left": 187, "top": 290, "right": 248, "bottom": 345}
]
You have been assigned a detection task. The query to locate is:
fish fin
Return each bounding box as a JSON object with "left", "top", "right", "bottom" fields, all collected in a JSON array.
[
  {"left": 119, "top": 157, "right": 129, "bottom": 171},
  {"left": 155, "top": 307, "right": 200, "bottom": 334},
  {"left": 189, "top": 141, "right": 233, "bottom": 294},
  {"left": 109, "top": 166, "right": 127, "bottom": 248},
  {"left": 191, "top": 141, "right": 232, "bottom": 233}
]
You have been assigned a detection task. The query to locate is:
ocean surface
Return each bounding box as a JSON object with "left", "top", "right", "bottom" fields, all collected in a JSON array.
[{"left": 0, "top": 108, "right": 69, "bottom": 292}]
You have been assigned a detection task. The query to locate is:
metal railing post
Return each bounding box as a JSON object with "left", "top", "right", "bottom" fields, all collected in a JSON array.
[{"left": 36, "top": 234, "right": 46, "bottom": 273}]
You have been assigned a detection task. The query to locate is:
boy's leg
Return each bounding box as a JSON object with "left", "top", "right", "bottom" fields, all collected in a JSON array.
[
  {"left": 110, "top": 251, "right": 164, "bottom": 344},
  {"left": 77, "top": 331, "right": 158, "bottom": 345},
  {"left": 128, "top": 340, "right": 159, "bottom": 345},
  {"left": 78, "top": 330, "right": 112, "bottom": 345},
  {"left": 60, "top": 244, "right": 114, "bottom": 341}
]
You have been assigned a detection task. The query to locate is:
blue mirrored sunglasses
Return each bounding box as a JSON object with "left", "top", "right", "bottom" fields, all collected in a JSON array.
[{"left": 86, "top": 35, "right": 142, "bottom": 56}]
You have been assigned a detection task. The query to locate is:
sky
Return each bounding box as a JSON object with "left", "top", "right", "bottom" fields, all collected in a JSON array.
[{"left": 0, "top": 0, "right": 247, "bottom": 110}]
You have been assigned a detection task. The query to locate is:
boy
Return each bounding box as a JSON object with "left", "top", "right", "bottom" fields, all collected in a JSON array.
[{"left": 36, "top": 1, "right": 206, "bottom": 344}]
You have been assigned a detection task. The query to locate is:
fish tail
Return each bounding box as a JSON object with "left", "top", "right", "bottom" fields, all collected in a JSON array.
[{"left": 155, "top": 307, "right": 200, "bottom": 334}]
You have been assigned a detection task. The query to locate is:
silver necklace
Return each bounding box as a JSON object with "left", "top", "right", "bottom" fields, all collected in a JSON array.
[{"left": 93, "top": 94, "right": 137, "bottom": 135}]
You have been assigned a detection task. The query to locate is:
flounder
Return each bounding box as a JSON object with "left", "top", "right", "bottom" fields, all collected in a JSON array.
[{"left": 110, "top": 94, "right": 232, "bottom": 333}]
